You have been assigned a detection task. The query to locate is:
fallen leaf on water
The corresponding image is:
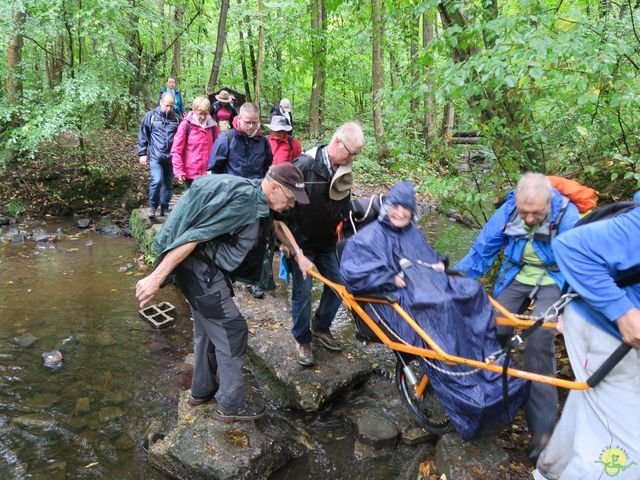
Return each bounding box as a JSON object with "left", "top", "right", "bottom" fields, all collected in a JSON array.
[{"left": 85, "top": 462, "right": 99, "bottom": 468}]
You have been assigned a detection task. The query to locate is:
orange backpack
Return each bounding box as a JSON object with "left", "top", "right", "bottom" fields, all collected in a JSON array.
[{"left": 547, "top": 176, "right": 597, "bottom": 214}]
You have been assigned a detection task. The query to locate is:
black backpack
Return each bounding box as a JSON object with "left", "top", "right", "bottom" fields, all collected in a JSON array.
[{"left": 573, "top": 201, "right": 640, "bottom": 288}]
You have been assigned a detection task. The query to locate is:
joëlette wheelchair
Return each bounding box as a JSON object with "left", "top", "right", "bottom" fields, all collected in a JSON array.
[
  {"left": 307, "top": 267, "right": 631, "bottom": 434},
  {"left": 318, "top": 191, "right": 630, "bottom": 433}
]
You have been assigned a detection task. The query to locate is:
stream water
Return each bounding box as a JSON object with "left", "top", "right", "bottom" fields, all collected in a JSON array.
[{"left": 0, "top": 215, "right": 476, "bottom": 480}]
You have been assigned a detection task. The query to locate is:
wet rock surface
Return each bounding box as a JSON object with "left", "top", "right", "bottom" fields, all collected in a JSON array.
[
  {"left": 149, "top": 390, "right": 312, "bottom": 480},
  {"left": 435, "top": 432, "right": 510, "bottom": 479}
]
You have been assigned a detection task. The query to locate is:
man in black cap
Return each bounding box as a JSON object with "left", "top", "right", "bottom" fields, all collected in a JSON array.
[{"left": 136, "top": 163, "right": 311, "bottom": 422}]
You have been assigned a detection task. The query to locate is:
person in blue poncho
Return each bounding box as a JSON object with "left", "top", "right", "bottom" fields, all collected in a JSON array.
[{"left": 339, "top": 181, "right": 529, "bottom": 440}]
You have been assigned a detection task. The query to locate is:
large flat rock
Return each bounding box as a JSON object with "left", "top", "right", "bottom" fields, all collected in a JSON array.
[
  {"left": 148, "top": 390, "right": 312, "bottom": 480},
  {"left": 235, "top": 284, "right": 375, "bottom": 412}
]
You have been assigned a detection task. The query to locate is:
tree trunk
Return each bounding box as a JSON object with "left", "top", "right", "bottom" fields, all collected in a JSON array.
[
  {"left": 441, "top": 103, "right": 454, "bottom": 137},
  {"left": 171, "top": 7, "right": 183, "bottom": 78},
  {"left": 238, "top": 9, "right": 252, "bottom": 102},
  {"left": 409, "top": 16, "right": 419, "bottom": 115},
  {"left": 389, "top": 52, "right": 398, "bottom": 90},
  {"left": 254, "top": 0, "right": 264, "bottom": 109},
  {"left": 422, "top": 12, "right": 437, "bottom": 142},
  {"left": 309, "top": 0, "right": 327, "bottom": 138},
  {"left": 371, "top": 0, "right": 386, "bottom": 151},
  {"left": 7, "top": 10, "right": 26, "bottom": 101},
  {"left": 207, "top": 0, "right": 229, "bottom": 91},
  {"left": 244, "top": 8, "right": 257, "bottom": 85}
]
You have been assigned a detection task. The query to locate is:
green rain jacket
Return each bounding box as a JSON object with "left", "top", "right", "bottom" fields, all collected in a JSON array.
[{"left": 152, "top": 174, "right": 270, "bottom": 266}]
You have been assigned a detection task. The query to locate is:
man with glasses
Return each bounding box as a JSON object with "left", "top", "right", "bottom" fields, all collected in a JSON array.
[
  {"left": 136, "top": 163, "right": 311, "bottom": 422},
  {"left": 208, "top": 102, "right": 274, "bottom": 298},
  {"left": 453, "top": 173, "right": 580, "bottom": 459},
  {"left": 279, "top": 122, "right": 365, "bottom": 367},
  {"left": 137, "top": 92, "right": 180, "bottom": 218}
]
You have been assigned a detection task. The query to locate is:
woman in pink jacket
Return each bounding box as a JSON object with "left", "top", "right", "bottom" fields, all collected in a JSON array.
[{"left": 171, "top": 96, "right": 219, "bottom": 188}]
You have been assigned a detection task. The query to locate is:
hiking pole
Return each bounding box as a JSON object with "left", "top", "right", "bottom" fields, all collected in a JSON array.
[{"left": 586, "top": 343, "right": 633, "bottom": 388}]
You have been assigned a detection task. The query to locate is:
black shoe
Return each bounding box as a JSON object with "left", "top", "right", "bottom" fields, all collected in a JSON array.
[
  {"left": 248, "top": 285, "right": 265, "bottom": 299},
  {"left": 188, "top": 391, "right": 216, "bottom": 407},
  {"left": 212, "top": 402, "right": 266, "bottom": 423},
  {"left": 160, "top": 206, "right": 170, "bottom": 217},
  {"left": 313, "top": 330, "right": 344, "bottom": 351}
]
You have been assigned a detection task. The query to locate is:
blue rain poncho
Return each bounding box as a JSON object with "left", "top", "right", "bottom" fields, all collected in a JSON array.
[{"left": 340, "top": 181, "right": 529, "bottom": 440}]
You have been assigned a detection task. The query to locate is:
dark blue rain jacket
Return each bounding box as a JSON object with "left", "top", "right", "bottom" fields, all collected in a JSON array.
[{"left": 340, "top": 181, "right": 529, "bottom": 440}]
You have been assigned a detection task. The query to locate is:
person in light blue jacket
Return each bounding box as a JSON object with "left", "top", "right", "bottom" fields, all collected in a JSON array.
[
  {"left": 534, "top": 206, "right": 640, "bottom": 480},
  {"left": 454, "top": 173, "right": 580, "bottom": 459}
]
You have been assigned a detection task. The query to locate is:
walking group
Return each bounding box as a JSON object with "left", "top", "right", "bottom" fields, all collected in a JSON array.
[{"left": 135, "top": 76, "right": 639, "bottom": 480}]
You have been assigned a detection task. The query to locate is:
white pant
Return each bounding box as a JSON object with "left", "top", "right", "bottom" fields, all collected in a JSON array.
[{"left": 534, "top": 304, "right": 640, "bottom": 480}]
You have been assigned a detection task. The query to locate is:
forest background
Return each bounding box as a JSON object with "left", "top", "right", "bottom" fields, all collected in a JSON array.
[{"left": 2, "top": 0, "right": 640, "bottom": 224}]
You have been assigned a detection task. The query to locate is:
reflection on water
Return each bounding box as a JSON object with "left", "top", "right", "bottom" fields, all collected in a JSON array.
[
  {"left": 0, "top": 214, "right": 475, "bottom": 480},
  {"left": 0, "top": 220, "right": 193, "bottom": 480}
]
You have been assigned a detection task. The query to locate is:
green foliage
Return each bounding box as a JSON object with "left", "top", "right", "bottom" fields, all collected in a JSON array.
[{"left": 7, "top": 199, "right": 24, "bottom": 218}]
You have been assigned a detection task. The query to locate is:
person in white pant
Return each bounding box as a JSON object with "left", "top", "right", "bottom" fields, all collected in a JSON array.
[{"left": 533, "top": 206, "right": 640, "bottom": 480}]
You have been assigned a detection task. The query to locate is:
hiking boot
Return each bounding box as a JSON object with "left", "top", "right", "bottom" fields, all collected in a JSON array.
[
  {"left": 147, "top": 207, "right": 156, "bottom": 219},
  {"left": 188, "top": 393, "right": 215, "bottom": 407},
  {"left": 247, "top": 285, "right": 265, "bottom": 299},
  {"left": 313, "top": 330, "right": 344, "bottom": 352},
  {"left": 295, "top": 342, "right": 315, "bottom": 367},
  {"left": 160, "top": 206, "right": 171, "bottom": 217},
  {"left": 212, "top": 402, "right": 266, "bottom": 423}
]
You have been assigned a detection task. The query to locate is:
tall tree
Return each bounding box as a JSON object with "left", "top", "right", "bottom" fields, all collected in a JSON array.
[
  {"left": 171, "top": 6, "right": 183, "bottom": 79},
  {"left": 7, "top": 10, "right": 26, "bottom": 101},
  {"left": 254, "top": 0, "right": 264, "bottom": 109},
  {"left": 422, "top": 12, "right": 437, "bottom": 142},
  {"left": 238, "top": 11, "right": 252, "bottom": 101},
  {"left": 208, "top": 0, "right": 230, "bottom": 91},
  {"left": 371, "top": 0, "right": 386, "bottom": 151},
  {"left": 309, "top": 0, "right": 327, "bottom": 138}
]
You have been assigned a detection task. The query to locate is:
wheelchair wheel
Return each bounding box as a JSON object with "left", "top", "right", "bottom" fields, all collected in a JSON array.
[{"left": 395, "top": 356, "right": 452, "bottom": 434}]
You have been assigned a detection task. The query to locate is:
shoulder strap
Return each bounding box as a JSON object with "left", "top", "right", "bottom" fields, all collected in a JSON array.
[
  {"left": 287, "top": 135, "right": 294, "bottom": 162},
  {"left": 550, "top": 196, "right": 570, "bottom": 240}
]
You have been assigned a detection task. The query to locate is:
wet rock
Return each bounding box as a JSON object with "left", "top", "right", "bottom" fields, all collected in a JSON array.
[
  {"left": 115, "top": 434, "right": 136, "bottom": 451},
  {"left": 339, "top": 375, "right": 434, "bottom": 446},
  {"left": 75, "top": 218, "right": 92, "bottom": 229},
  {"left": 355, "top": 407, "right": 399, "bottom": 449},
  {"left": 42, "top": 350, "right": 64, "bottom": 368},
  {"left": 98, "top": 406, "right": 125, "bottom": 422},
  {"left": 23, "top": 393, "right": 57, "bottom": 410},
  {"left": 435, "top": 432, "right": 509, "bottom": 480},
  {"left": 149, "top": 390, "right": 311, "bottom": 480},
  {"left": 14, "top": 332, "right": 39, "bottom": 348},
  {"left": 354, "top": 439, "right": 390, "bottom": 460},
  {"left": 102, "top": 390, "right": 132, "bottom": 404},
  {"left": 32, "top": 228, "right": 51, "bottom": 243},
  {"left": 238, "top": 289, "right": 372, "bottom": 412},
  {"left": 118, "top": 262, "right": 135, "bottom": 273},
  {"left": 95, "top": 217, "right": 122, "bottom": 236},
  {"left": 8, "top": 228, "right": 27, "bottom": 243},
  {"left": 0, "top": 216, "right": 10, "bottom": 226},
  {"left": 57, "top": 335, "right": 79, "bottom": 352},
  {"left": 85, "top": 240, "right": 94, "bottom": 247},
  {"left": 75, "top": 397, "right": 92, "bottom": 413},
  {"left": 12, "top": 413, "right": 56, "bottom": 429},
  {"left": 94, "top": 331, "right": 114, "bottom": 346}
]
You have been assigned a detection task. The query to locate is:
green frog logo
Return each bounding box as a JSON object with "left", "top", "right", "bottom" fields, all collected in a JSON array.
[{"left": 595, "top": 447, "right": 637, "bottom": 477}]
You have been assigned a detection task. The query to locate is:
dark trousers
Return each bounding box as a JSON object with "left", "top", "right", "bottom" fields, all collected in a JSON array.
[
  {"left": 496, "top": 280, "right": 560, "bottom": 441},
  {"left": 174, "top": 255, "right": 248, "bottom": 410},
  {"left": 291, "top": 250, "right": 342, "bottom": 344}
]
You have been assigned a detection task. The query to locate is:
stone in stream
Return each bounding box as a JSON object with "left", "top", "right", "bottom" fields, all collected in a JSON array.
[
  {"left": 32, "top": 228, "right": 51, "bottom": 243},
  {"left": 354, "top": 407, "right": 399, "bottom": 450},
  {"left": 14, "top": 332, "right": 39, "bottom": 348},
  {"left": 95, "top": 217, "right": 122, "bottom": 236},
  {"left": 148, "top": 390, "right": 312, "bottom": 480},
  {"left": 435, "top": 432, "right": 510, "bottom": 479},
  {"left": 75, "top": 218, "right": 92, "bottom": 229},
  {"left": 42, "top": 349, "right": 64, "bottom": 368},
  {"left": 0, "top": 216, "right": 11, "bottom": 226}
]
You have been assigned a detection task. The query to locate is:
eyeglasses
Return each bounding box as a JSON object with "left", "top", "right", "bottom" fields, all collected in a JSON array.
[
  {"left": 277, "top": 183, "right": 295, "bottom": 205},
  {"left": 340, "top": 139, "right": 359, "bottom": 158}
]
